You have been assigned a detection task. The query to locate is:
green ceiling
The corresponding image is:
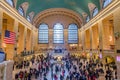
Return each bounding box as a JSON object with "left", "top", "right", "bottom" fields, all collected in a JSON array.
[{"left": 16, "top": 0, "right": 101, "bottom": 19}]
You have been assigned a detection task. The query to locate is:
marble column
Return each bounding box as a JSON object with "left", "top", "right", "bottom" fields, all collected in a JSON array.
[
  {"left": 0, "top": 8, "right": 3, "bottom": 48},
  {"left": 3, "top": 61, "right": 14, "bottom": 80},
  {"left": 49, "top": 28, "right": 53, "bottom": 48},
  {"left": 98, "top": 20, "right": 104, "bottom": 62},
  {"left": 32, "top": 29, "right": 38, "bottom": 50},
  {"left": 90, "top": 28, "right": 92, "bottom": 51},
  {"left": 78, "top": 29, "right": 82, "bottom": 50},
  {"left": 31, "top": 27, "right": 33, "bottom": 51},
  {"left": 113, "top": 7, "right": 120, "bottom": 79},
  {"left": 85, "top": 29, "right": 90, "bottom": 50},
  {"left": 29, "top": 30, "right": 32, "bottom": 51},
  {"left": 64, "top": 28, "right": 68, "bottom": 49},
  {"left": 13, "top": 19, "right": 18, "bottom": 56},
  {"left": 81, "top": 30, "right": 85, "bottom": 51},
  {"left": 26, "top": 29, "right": 32, "bottom": 51},
  {"left": 24, "top": 27, "right": 27, "bottom": 51}
]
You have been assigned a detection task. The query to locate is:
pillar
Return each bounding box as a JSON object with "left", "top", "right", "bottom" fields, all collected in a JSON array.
[
  {"left": 81, "top": 30, "right": 85, "bottom": 51},
  {"left": 31, "top": 28, "right": 33, "bottom": 51},
  {"left": 0, "top": 8, "right": 3, "bottom": 48},
  {"left": 17, "top": 24, "right": 24, "bottom": 54},
  {"left": 24, "top": 27, "right": 27, "bottom": 51},
  {"left": 90, "top": 28, "right": 92, "bottom": 50},
  {"left": 13, "top": 19, "right": 18, "bottom": 56},
  {"left": 32, "top": 26, "right": 37, "bottom": 51},
  {"left": 85, "top": 29, "right": 90, "bottom": 50},
  {"left": 26, "top": 29, "right": 32, "bottom": 51},
  {"left": 98, "top": 20, "right": 105, "bottom": 63},
  {"left": 113, "top": 7, "right": 120, "bottom": 79},
  {"left": 64, "top": 28, "right": 68, "bottom": 49},
  {"left": 49, "top": 28, "right": 53, "bottom": 49},
  {"left": 78, "top": 29, "right": 82, "bottom": 50}
]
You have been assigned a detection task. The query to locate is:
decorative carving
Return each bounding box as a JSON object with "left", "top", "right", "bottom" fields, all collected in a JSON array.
[
  {"left": 29, "top": 11, "right": 35, "bottom": 21},
  {"left": 114, "top": 32, "right": 120, "bottom": 40},
  {"left": 21, "top": 2, "right": 29, "bottom": 16},
  {"left": 88, "top": 3, "right": 96, "bottom": 17},
  {"left": 33, "top": 8, "right": 83, "bottom": 28}
]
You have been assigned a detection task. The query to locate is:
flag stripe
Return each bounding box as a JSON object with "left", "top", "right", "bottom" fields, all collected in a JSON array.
[{"left": 4, "top": 30, "right": 16, "bottom": 44}]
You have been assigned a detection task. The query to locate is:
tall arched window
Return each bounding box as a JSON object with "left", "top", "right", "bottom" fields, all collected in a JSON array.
[
  {"left": 38, "top": 23, "right": 48, "bottom": 43},
  {"left": 54, "top": 23, "right": 64, "bottom": 43},
  {"left": 18, "top": 7, "right": 24, "bottom": 16},
  {"left": 68, "top": 24, "right": 78, "bottom": 43},
  {"left": 86, "top": 16, "right": 90, "bottom": 22},
  {"left": 92, "top": 7, "right": 98, "bottom": 17},
  {"left": 103, "top": 0, "right": 112, "bottom": 8},
  {"left": 6, "top": 0, "right": 14, "bottom": 7},
  {"left": 27, "top": 15, "right": 31, "bottom": 22}
]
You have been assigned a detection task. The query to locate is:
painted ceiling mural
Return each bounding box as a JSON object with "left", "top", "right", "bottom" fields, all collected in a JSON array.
[{"left": 16, "top": 0, "right": 101, "bottom": 19}]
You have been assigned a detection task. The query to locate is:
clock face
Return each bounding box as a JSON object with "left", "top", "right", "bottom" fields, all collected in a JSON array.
[{"left": 0, "top": 52, "right": 5, "bottom": 62}]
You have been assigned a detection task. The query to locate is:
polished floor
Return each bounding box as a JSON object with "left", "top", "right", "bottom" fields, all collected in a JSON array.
[{"left": 13, "top": 59, "right": 106, "bottom": 80}]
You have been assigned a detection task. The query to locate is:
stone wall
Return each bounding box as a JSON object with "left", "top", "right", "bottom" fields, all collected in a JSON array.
[{"left": 113, "top": 6, "right": 120, "bottom": 79}]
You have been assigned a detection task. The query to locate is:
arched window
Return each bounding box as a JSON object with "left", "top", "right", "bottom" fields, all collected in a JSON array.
[
  {"left": 54, "top": 23, "right": 64, "bottom": 43},
  {"left": 103, "top": 0, "right": 112, "bottom": 8},
  {"left": 18, "top": 7, "right": 24, "bottom": 16},
  {"left": 38, "top": 23, "right": 48, "bottom": 43},
  {"left": 6, "top": 0, "right": 14, "bottom": 7},
  {"left": 27, "top": 15, "right": 31, "bottom": 22},
  {"left": 68, "top": 24, "right": 78, "bottom": 43},
  {"left": 92, "top": 7, "right": 98, "bottom": 17},
  {"left": 86, "top": 16, "right": 90, "bottom": 22}
]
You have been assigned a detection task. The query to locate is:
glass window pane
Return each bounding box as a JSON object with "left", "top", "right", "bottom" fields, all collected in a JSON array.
[
  {"left": 103, "top": 0, "right": 112, "bottom": 8},
  {"left": 54, "top": 23, "right": 64, "bottom": 43},
  {"left": 18, "top": 7, "right": 24, "bottom": 16},
  {"left": 6, "top": 0, "right": 14, "bottom": 7},
  {"left": 27, "top": 15, "right": 31, "bottom": 22},
  {"left": 86, "top": 16, "right": 90, "bottom": 22},
  {"left": 93, "top": 8, "right": 98, "bottom": 17},
  {"left": 68, "top": 24, "right": 78, "bottom": 43},
  {"left": 38, "top": 23, "right": 49, "bottom": 43}
]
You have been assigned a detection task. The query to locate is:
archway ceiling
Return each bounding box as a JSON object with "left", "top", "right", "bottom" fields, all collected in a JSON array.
[{"left": 16, "top": 0, "right": 100, "bottom": 20}]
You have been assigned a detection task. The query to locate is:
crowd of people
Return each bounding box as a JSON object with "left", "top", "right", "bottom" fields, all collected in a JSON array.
[{"left": 13, "top": 53, "right": 117, "bottom": 80}]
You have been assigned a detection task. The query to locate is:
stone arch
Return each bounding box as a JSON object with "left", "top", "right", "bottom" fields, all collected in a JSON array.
[
  {"left": 82, "top": 12, "right": 88, "bottom": 24},
  {"left": 99, "top": 0, "right": 103, "bottom": 9},
  {"left": 88, "top": 3, "right": 97, "bottom": 18},
  {"left": 32, "top": 8, "right": 83, "bottom": 29},
  {"left": 28, "top": 11, "right": 35, "bottom": 22},
  {"left": 13, "top": 0, "right": 17, "bottom": 8},
  {"left": 5, "top": 0, "right": 15, "bottom": 7},
  {"left": 20, "top": 2, "right": 29, "bottom": 16}
]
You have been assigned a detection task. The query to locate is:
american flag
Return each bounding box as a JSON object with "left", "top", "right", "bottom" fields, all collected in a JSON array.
[{"left": 4, "top": 30, "right": 16, "bottom": 44}]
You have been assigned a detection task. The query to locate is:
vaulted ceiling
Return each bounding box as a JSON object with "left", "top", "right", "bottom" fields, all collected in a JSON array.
[{"left": 16, "top": 0, "right": 101, "bottom": 20}]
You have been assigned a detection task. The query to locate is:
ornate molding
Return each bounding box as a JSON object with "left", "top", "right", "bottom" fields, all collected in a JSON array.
[
  {"left": 21, "top": 2, "right": 29, "bottom": 16},
  {"left": 29, "top": 11, "right": 35, "bottom": 21},
  {"left": 115, "top": 32, "right": 120, "bottom": 40},
  {"left": 32, "top": 8, "right": 83, "bottom": 28},
  {"left": 0, "top": 0, "right": 34, "bottom": 30},
  {"left": 81, "top": 0, "right": 120, "bottom": 31},
  {"left": 88, "top": 3, "right": 96, "bottom": 17}
]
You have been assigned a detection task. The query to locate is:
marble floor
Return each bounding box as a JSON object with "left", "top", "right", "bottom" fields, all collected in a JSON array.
[
  {"left": 13, "top": 59, "right": 106, "bottom": 80},
  {"left": 13, "top": 60, "right": 69, "bottom": 80}
]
